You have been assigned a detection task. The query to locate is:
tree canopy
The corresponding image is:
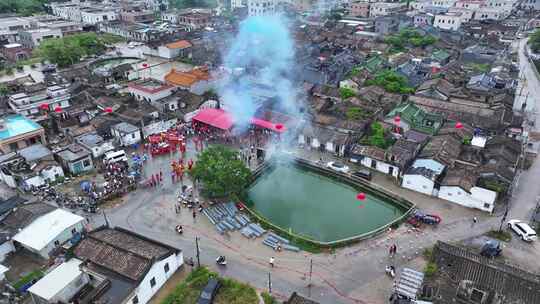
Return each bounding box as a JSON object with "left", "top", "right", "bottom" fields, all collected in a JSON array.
[
  {"left": 384, "top": 28, "right": 437, "bottom": 52},
  {"left": 0, "top": 0, "right": 47, "bottom": 16},
  {"left": 367, "top": 122, "right": 394, "bottom": 149},
  {"left": 529, "top": 29, "right": 540, "bottom": 53},
  {"left": 37, "top": 33, "right": 107, "bottom": 67},
  {"left": 169, "top": 0, "right": 217, "bottom": 9},
  {"left": 364, "top": 70, "right": 414, "bottom": 94},
  {"left": 190, "top": 145, "right": 251, "bottom": 198}
]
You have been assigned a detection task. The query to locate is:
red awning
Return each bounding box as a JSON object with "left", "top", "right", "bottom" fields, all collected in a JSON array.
[
  {"left": 192, "top": 108, "right": 234, "bottom": 130},
  {"left": 250, "top": 118, "right": 286, "bottom": 133}
]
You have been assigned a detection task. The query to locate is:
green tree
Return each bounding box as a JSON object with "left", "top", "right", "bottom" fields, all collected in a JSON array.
[
  {"left": 37, "top": 33, "right": 106, "bottom": 67},
  {"left": 346, "top": 107, "right": 364, "bottom": 120},
  {"left": 339, "top": 87, "right": 356, "bottom": 99},
  {"left": 530, "top": 29, "right": 540, "bottom": 53},
  {"left": 367, "top": 122, "right": 393, "bottom": 149},
  {"left": 365, "top": 70, "right": 414, "bottom": 94},
  {"left": 0, "top": 0, "right": 48, "bottom": 16},
  {"left": 190, "top": 145, "right": 251, "bottom": 198}
]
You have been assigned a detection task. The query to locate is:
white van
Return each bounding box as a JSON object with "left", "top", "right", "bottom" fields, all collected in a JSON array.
[{"left": 103, "top": 150, "right": 128, "bottom": 164}]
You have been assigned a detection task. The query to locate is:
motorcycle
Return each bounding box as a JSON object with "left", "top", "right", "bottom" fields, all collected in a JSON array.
[
  {"left": 385, "top": 265, "right": 395, "bottom": 278},
  {"left": 216, "top": 256, "right": 227, "bottom": 266},
  {"left": 175, "top": 225, "right": 183, "bottom": 234}
]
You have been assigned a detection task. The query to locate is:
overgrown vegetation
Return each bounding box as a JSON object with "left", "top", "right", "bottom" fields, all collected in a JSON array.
[
  {"left": 529, "top": 29, "right": 540, "bottom": 53},
  {"left": 161, "top": 267, "right": 259, "bottom": 304},
  {"left": 346, "top": 107, "right": 366, "bottom": 120},
  {"left": 467, "top": 63, "right": 491, "bottom": 73},
  {"left": 169, "top": 0, "right": 217, "bottom": 9},
  {"left": 190, "top": 145, "right": 251, "bottom": 198},
  {"left": 261, "top": 292, "right": 278, "bottom": 304},
  {"left": 486, "top": 230, "right": 512, "bottom": 242},
  {"left": 13, "top": 270, "right": 44, "bottom": 290},
  {"left": 0, "top": 0, "right": 47, "bottom": 16},
  {"left": 478, "top": 179, "right": 508, "bottom": 194},
  {"left": 364, "top": 122, "right": 395, "bottom": 149},
  {"left": 364, "top": 70, "right": 414, "bottom": 94},
  {"left": 424, "top": 262, "right": 438, "bottom": 278},
  {"left": 385, "top": 28, "right": 437, "bottom": 52},
  {"left": 36, "top": 33, "right": 123, "bottom": 68},
  {"left": 339, "top": 87, "right": 356, "bottom": 99}
]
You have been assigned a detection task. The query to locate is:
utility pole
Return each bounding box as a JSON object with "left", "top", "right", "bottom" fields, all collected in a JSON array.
[
  {"left": 268, "top": 272, "right": 272, "bottom": 294},
  {"left": 308, "top": 259, "right": 313, "bottom": 287},
  {"left": 195, "top": 237, "right": 201, "bottom": 268}
]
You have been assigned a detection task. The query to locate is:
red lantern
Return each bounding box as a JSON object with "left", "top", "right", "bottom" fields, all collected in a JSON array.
[
  {"left": 54, "top": 106, "right": 62, "bottom": 113},
  {"left": 104, "top": 107, "right": 113, "bottom": 113},
  {"left": 394, "top": 116, "right": 401, "bottom": 123},
  {"left": 142, "top": 63, "right": 148, "bottom": 68},
  {"left": 455, "top": 122, "right": 463, "bottom": 129},
  {"left": 275, "top": 124, "right": 283, "bottom": 131},
  {"left": 356, "top": 193, "right": 366, "bottom": 201},
  {"left": 39, "top": 103, "right": 49, "bottom": 111}
]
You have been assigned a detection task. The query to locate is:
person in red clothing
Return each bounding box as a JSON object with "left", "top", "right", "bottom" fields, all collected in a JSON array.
[{"left": 188, "top": 159, "right": 194, "bottom": 170}]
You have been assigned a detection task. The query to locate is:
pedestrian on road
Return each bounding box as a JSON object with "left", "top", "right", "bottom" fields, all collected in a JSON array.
[
  {"left": 192, "top": 210, "right": 196, "bottom": 220},
  {"left": 269, "top": 256, "right": 275, "bottom": 268},
  {"left": 472, "top": 217, "right": 478, "bottom": 227}
]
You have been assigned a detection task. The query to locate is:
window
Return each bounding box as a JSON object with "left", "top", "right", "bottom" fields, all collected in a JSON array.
[
  {"left": 71, "top": 228, "right": 77, "bottom": 234},
  {"left": 132, "top": 296, "right": 139, "bottom": 304},
  {"left": 150, "top": 277, "right": 156, "bottom": 288},
  {"left": 422, "top": 185, "right": 427, "bottom": 189},
  {"left": 164, "top": 263, "right": 170, "bottom": 273},
  {"left": 83, "top": 159, "right": 91, "bottom": 167},
  {"left": 132, "top": 133, "right": 136, "bottom": 139},
  {"left": 54, "top": 240, "right": 60, "bottom": 246},
  {"left": 483, "top": 203, "right": 491, "bottom": 209}
]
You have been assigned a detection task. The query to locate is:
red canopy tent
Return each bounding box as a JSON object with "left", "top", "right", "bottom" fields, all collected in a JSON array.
[
  {"left": 250, "top": 118, "right": 286, "bottom": 133},
  {"left": 192, "top": 108, "right": 234, "bottom": 130}
]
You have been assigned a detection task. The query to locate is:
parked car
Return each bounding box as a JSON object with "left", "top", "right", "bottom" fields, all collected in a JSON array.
[
  {"left": 197, "top": 278, "right": 221, "bottom": 304},
  {"left": 326, "top": 161, "right": 350, "bottom": 173},
  {"left": 352, "top": 169, "right": 372, "bottom": 181},
  {"left": 507, "top": 220, "right": 537, "bottom": 242},
  {"left": 480, "top": 239, "right": 502, "bottom": 258}
]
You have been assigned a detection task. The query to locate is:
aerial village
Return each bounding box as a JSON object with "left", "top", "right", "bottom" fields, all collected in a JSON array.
[{"left": 0, "top": 0, "right": 539, "bottom": 303}]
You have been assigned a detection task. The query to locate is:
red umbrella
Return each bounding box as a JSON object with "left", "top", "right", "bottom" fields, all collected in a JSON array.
[
  {"left": 455, "top": 122, "right": 463, "bottom": 129},
  {"left": 54, "top": 106, "right": 62, "bottom": 113},
  {"left": 394, "top": 116, "right": 401, "bottom": 123},
  {"left": 104, "top": 107, "right": 113, "bottom": 113},
  {"left": 356, "top": 193, "right": 366, "bottom": 201},
  {"left": 39, "top": 103, "right": 49, "bottom": 111}
]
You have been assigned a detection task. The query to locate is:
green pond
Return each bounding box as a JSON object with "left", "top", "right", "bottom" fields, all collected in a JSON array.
[{"left": 247, "top": 164, "right": 406, "bottom": 243}]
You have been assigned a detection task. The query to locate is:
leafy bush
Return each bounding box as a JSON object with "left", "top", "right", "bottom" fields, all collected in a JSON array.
[
  {"left": 37, "top": 33, "right": 107, "bottom": 67},
  {"left": 384, "top": 28, "right": 437, "bottom": 52},
  {"left": 424, "top": 262, "right": 438, "bottom": 278},
  {"left": 13, "top": 270, "right": 44, "bottom": 290},
  {"left": 530, "top": 29, "right": 540, "bottom": 53},
  {"left": 261, "top": 292, "right": 278, "bottom": 304},
  {"left": 367, "top": 122, "right": 394, "bottom": 149}
]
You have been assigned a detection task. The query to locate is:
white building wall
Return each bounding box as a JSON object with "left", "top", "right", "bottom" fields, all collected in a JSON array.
[
  {"left": 51, "top": 272, "right": 89, "bottom": 303},
  {"left": 402, "top": 174, "right": 435, "bottom": 196},
  {"left": 118, "top": 131, "right": 142, "bottom": 146},
  {"left": 360, "top": 157, "right": 399, "bottom": 178},
  {"left": 127, "top": 252, "right": 183, "bottom": 304},
  {"left": 433, "top": 14, "right": 462, "bottom": 30},
  {"left": 438, "top": 186, "right": 497, "bottom": 212},
  {"left": 128, "top": 87, "right": 174, "bottom": 103},
  {"left": 38, "top": 221, "right": 84, "bottom": 259},
  {"left": 248, "top": 0, "right": 277, "bottom": 16},
  {"left": 0, "top": 241, "right": 15, "bottom": 262},
  {"left": 41, "top": 165, "right": 64, "bottom": 183}
]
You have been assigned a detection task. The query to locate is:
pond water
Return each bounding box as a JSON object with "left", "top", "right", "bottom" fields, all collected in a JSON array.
[{"left": 247, "top": 164, "right": 406, "bottom": 243}]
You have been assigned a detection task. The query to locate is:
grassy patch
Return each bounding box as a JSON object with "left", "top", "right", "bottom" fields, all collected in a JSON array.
[
  {"left": 422, "top": 247, "right": 433, "bottom": 261},
  {"left": 161, "top": 267, "right": 259, "bottom": 304},
  {"left": 261, "top": 292, "right": 278, "bottom": 304},
  {"left": 486, "top": 230, "right": 512, "bottom": 242},
  {"left": 13, "top": 270, "right": 44, "bottom": 290}
]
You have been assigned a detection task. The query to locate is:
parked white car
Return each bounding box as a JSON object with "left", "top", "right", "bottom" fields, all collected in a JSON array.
[
  {"left": 326, "top": 161, "right": 350, "bottom": 173},
  {"left": 507, "top": 220, "right": 537, "bottom": 242}
]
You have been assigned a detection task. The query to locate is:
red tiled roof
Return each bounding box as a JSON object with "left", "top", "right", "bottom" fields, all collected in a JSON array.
[
  {"left": 193, "top": 108, "right": 234, "bottom": 130},
  {"left": 164, "top": 67, "right": 210, "bottom": 87}
]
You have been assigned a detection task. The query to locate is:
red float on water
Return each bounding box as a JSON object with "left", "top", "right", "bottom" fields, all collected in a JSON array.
[
  {"left": 54, "top": 106, "right": 62, "bottom": 113},
  {"left": 356, "top": 193, "right": 366, "bottom": 201},
  {"left": 455, "top": 122, "right": 463, "bottom": 129},
  {"left": 104, "top": 107, "right": 113, "bottom": 113}
]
